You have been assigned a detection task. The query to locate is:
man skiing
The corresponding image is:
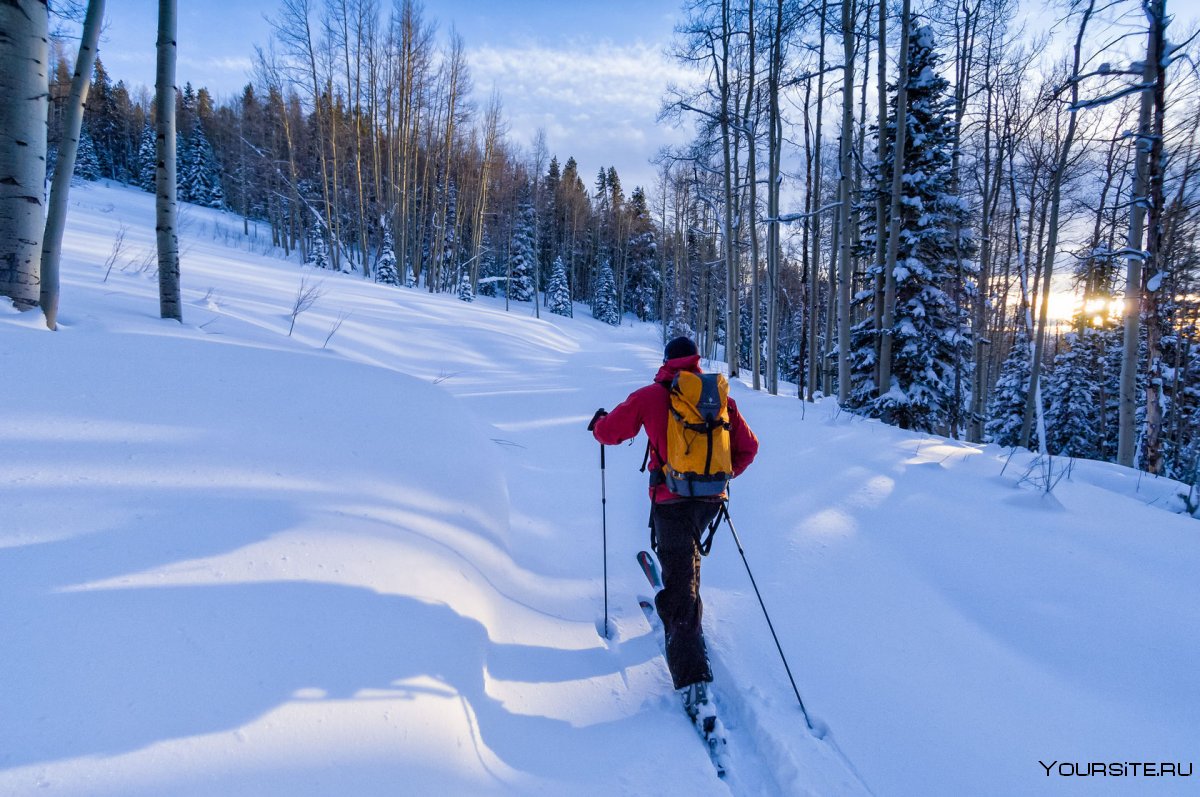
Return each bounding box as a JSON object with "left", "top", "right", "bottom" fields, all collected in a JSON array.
[{"left": 588, "top": 336, "right": 758, "bottom": 719}]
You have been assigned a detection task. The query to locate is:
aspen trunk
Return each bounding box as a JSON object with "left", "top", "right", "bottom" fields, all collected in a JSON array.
[
  {"left": 0, "top": 0, "right": 49, "bottom": 311},
  {"left": 871, "top": 0, "right": 887, "bottom": 389},
  {"left": 1140, "top": 0, "right": 1168, "bottom": 474},
  {"left": 807, "top": 4, "right": 827, "bottom": 399},
  {"left": 878, "top": 0, "right": 912, "bottom": 398},
  {"left": 719, "top": 0, "right": 739, "bottom": 377},
  {"left": 746, "top": 0, "right": 761, "bottom": 390},
  {"left": 765, "top": 0, "right": 783, "bottom": 395},
  {"left": 156, "top": 0, "right": 182, "bottom": 321},
  {"left": 40, "top": 0, "right": 105, "bottom": 330},
  {"left": 836, "top": 0, "right": 854, "bottom": 403}
]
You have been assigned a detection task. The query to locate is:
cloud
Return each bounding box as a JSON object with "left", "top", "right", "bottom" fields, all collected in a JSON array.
[
  {"left": 467, "top": 39, "right": 698, "bottom": 188},
  {"left": 179, "top": 55, "right": 254, "bottom": 75}
]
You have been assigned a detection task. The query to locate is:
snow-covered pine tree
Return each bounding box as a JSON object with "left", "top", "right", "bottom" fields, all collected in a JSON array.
[
  {"left": 477, "top": 229, "right": 498, "bottom": 297},
  {"left": 508, "top": 195, "right": 536, "bottom": 302},
  {"left": 175, "top": 133, "right": 194, "bottom": 202},
  {"left": 845, "top": 288, "right": 880, "bottom": 409},
  {"left": 1099, "top": 325, "right": 1145, "bottom": 461},
  {"left": 180, "top": 127, "right": 224, "bottom": 208},
  {"left": 668, "top": 298, "right": 695, "bottom": 344},
  {"left": 593, "top": 257, "right": 620, "bottom": 326},
  {"left": 865, "top": 22, "right": 975, "bottom": 433},
  {"left": 624, "top": 187, "right": 660, "bottom": 321},
  {"left": 458, "top": 271, "right": 474, "bottom": 302},
  {"left": 307, "top": 226, "right": 330, "bottom": 270},
  {"left": 74, "top": 127, "right": 102, "bottom": 181},
  {"left": 547, "top": 255, "right": 572, "bottom": 317},
  {"left": 136, "top": 124, "right": 157, "bottom": 192},
  {"left": 1043, "top": 330, "right": 1102, "bottom": 458},
  {"left": 82, "top": 58, "right": 117, "bottom": 179},
  {"left": 375, "top": 230, "right": 399, "bottom": 286},
  {"left": 1163, "top": 333, "right": 1200, "bottom": 482},
  {"left": 986, "top": 323, "right": 1036, "bottom": 449}
]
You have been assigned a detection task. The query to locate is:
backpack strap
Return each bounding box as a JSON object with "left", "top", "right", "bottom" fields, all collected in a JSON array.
[{"left": 697, "top": 501, "right": 729, "bottom": 556}]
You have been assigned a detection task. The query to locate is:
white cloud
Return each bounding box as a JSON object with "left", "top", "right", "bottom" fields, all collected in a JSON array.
[
  {"left": 179, "top": 55, "right": 254, "bottom": 75},
  {"left": 468, "top": 39, "right": 698, "bottom": 189}
]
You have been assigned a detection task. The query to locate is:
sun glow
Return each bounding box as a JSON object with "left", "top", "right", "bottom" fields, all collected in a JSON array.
[{"left": 1043, "top": 293, "right": 1124, "bottom": 323}]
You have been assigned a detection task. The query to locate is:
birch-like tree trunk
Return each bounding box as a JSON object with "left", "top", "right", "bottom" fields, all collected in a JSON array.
[
  {"left": 765, "top": 0, "right": 784, "bottom": 395},
  {"left": 0, "top": 0, "right": 49, "bottom": 311},
  {"left": 469, "top": 93, "right": 500, "bottom": 291},
  {"left": 745, "top": 0, "right": 760, "bottom": 390},
  {"left": 156, "top": 0, "right": 182, "bottom": 321},
  {"left": 1139, "top": 0, "right": 1168, "bottom": 474},
  {"left": 719, "top": 0, "right": 740, "bottom": 377},
  {"left": 871, "top": 0, "right": 887, "bottom": 388},
  {"left": 878, "top": 0, "right": 912, "bottom": 398},
  {"left": 836, "top": 0, "right": 855, "bottom": 403},
  {"left": 40, "top": 0, "right": 104, "bottom": 330},
  {"left": 807, "top": 3, "right": 827, "bottom": 400},
  {"left": 1117, "top": 7, "right": 1160, "bottom": 467}
]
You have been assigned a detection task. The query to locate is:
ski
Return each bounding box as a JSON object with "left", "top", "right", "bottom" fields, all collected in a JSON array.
[{"left": 636, "top": 550, "right": 730, "bottom": 779}]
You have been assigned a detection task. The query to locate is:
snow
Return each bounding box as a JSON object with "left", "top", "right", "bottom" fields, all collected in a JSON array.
[{"left": 4, "top": 182, "right": 1200, "bottom": 795}]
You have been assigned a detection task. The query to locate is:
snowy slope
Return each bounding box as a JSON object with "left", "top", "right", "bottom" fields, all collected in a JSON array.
[{"left": 2, "top": 182, "right": 1198, "bottom": 796}]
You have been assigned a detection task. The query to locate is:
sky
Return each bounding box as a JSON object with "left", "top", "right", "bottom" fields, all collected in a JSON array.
[{"left": 84, "top": 0, "right": 698, "bottom": 192}]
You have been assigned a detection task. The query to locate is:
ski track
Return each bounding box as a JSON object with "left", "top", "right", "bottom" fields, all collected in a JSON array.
[{"left": 635, "top": 548, "right": 866, "bottom": 797}]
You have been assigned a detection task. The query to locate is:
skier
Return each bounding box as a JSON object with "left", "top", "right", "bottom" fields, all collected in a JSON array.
[{"left": 588, "top": 336, "right": 758, "bottom": 719}]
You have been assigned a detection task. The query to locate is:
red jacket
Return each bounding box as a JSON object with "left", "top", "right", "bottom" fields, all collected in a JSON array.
[{"left": 591, "top": 353, "right": 759, "bottom": 502}]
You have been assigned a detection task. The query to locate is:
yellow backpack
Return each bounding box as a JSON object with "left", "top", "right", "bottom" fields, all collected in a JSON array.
[{"left": 664, "top": 371, "right": 732, "bottom": 497}]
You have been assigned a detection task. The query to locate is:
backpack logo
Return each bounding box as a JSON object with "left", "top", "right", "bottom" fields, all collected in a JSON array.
[{"left": 664, "top": 372, "right": 732, "bottom": 497}]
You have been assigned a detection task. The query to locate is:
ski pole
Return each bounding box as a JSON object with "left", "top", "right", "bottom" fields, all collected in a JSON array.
[
  {"left": 721, "top": 504, "right": 815, "bottom": 731},
  {"left": 599, "top": 443, "right": 610, "bottom": 639}
]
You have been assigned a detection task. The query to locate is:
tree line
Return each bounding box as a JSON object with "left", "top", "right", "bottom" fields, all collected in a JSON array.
[
  {"left": 4, "top": 0, "right": 1200, "bottom": 493},
  {"left": 653, "top": 0, "right": 1200, "bottom": 489}
]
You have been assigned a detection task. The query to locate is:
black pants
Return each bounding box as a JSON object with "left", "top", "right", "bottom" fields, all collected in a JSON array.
[{"left": 652, "top": 500, "right": 721, "bottom": 690}]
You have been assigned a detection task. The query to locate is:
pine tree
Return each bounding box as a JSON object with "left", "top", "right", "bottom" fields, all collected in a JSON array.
[
  {"left": 986, "top": 324, "right": 1036, "bottom": 449},
  {"left": 82, "top": 58, "right": 117, "bottom": 178},
  {"left": 307, "top": 225, "right": 330, "bottom": 270},
  {"left": 175, "top": 132, "right": 194, "bottom": 202},
  {"left": 860, "top": 23, "right": 975, "bottom": 432},
  {"left": 477, "top": 229, "right": 498, "bottom": 297},
  {"left": 508, "top": 194, "right": 536, "bottom": 302},
  {"left": 624, "top": 187, "right": 660, "bottom": 321},
  {"left": 375, "top": 230, "right": 399, "bottom": 286},
  {"left": 136, "top": 123, "right": 156, "bottom": 192},
  {"left": 547, "top": 255, "right": 572, "bottom": 317},
  {"left": 668, "top": 298, "right": 695, "bottom": 343},
  {"left": 180, "top": 126, "right": 224, "bottom": 208},
  {"left": 1044, "top": 331, "right": 1102, "bottom": 458},
  {"left": 593, "top": 257, "right": 620, "bottom": 326},
  {"left": 457, "top": 271, "right": 474, "bottom": 302},
  {"left": 1097, "top": 326, "right": 1126, "bottom": 460},
  {"left": 74, "top": 126, "right": 101, "bottom": 181}
]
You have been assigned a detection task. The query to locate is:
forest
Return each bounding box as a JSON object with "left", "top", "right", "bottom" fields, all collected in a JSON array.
[{"left": 3, "top": 0, "right": 1199, "bottom": 491}]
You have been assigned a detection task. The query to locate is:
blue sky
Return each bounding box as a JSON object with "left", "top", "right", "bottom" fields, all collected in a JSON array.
[{"left": 87, "top": 0, "right": 695, "bottom": 191}]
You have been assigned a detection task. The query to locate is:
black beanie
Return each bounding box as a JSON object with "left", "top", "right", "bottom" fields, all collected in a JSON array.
[{"left": 664, "top": 336, "right": 698, "bottom": 361}]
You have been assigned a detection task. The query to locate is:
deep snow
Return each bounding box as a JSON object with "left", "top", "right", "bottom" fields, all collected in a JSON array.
[{"left": 2, "top": 182, "right": 1198, "bottom": 796}]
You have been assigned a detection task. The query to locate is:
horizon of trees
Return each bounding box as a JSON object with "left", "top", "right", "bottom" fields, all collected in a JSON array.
[{"left": 5, "top": 0, "right": 1200, "bottom": 497}]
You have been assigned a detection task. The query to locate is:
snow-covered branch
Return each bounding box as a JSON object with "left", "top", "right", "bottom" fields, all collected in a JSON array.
[{"left": 767, "top": 202, "right": 844, "bottom": 224}]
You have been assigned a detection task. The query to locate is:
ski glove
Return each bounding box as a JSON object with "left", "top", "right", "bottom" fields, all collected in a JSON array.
[{"left": 587, "top": 408, "right": 608, "bottom": 431}]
